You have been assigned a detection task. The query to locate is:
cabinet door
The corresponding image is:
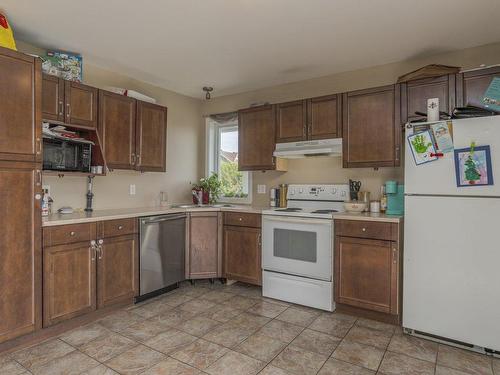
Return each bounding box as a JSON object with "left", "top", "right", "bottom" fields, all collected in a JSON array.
[
  {"left": 0, "top": 161, "right": 41, "bottom": 343},
  {"left": 187, "top": 212, "right": 221, "bottom": 279},
  {"left": 342, "top": 85, "right": 401, "bottom": 168},
  {"left": 98, "top": 90, "right": 136, "bottom": 170},
  {"left": 307, "top": 94, "right": 342, "bottom": 140},
  {"left": 97, "top": 234, "right": 138, "bottom": 308},
  {"left": 223, "top": 226, "right": 261, "bottom": 285},
  {"left": 401, "top": 75, "right": 456, "bottom": 123},
  {"left": 456, "top": 66, "right": 500, "bottom": 108},
  {"left": 65, "top": 80, "right": 98, "bottom": 128},
  {"left": 42, "top": 74, "right": 65, "bottom": 122},
  {"left": 43, "top": 242, "right": 96, "bottom": 327},
  {"left": 238, "top": 105, "right": 277, "bottom": 171},
  {"left": 135, "top": 101, "right": 167, "bottom": 172},
  {"left": 335, "top": 236, "right": 399, "bottom": 314},
  {"left": 276, "top": 100, "right": 307, "bottom": 143},
  {"left": 0, "top": 48, "right": 42, "bottom": 162}
]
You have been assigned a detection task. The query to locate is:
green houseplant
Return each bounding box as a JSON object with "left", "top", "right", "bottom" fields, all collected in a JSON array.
[{"left": 192, "top": 172, "right": 222, "bottom": 204}]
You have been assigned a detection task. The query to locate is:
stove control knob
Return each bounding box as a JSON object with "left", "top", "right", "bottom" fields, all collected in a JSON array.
[
  {"left": 289, "top": 188, "right": 295, "bottom": 195},
  {"left": 341, "top": 191, "right": 346, "bottom": 197},
  {"left": 299, "top": 188, "right": 303, "bottom": 193},
  {"left": 331, "top": 188, "right": 337, "bottom": 194}
]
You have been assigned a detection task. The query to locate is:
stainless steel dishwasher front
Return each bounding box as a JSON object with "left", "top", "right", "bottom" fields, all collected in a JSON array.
[{"left": 138, "top": 213, "right": 186, "bottom": 300}]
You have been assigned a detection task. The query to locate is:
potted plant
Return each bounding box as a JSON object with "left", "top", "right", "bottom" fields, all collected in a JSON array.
[{"left": 192, "top": 173, "right": 221, "bottom": 205}]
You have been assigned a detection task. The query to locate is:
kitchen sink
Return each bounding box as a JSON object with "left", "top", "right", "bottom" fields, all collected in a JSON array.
[{"left": 171, "top": 204, "right": 234, "bottom": 208}]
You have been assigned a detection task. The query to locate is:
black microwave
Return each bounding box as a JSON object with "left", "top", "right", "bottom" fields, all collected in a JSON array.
[{"left": 43, "top": 138, "right": 92, "bottom": 172}]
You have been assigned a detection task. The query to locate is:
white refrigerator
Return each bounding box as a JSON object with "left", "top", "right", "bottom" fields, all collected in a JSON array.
[{"left": 404, "top": 116, "right": 500, "bottom": 353}]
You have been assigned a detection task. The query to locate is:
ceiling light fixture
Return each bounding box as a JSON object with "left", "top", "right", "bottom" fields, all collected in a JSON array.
[{"left": 203, "top": 86, "right": 213, "bottom": 100}]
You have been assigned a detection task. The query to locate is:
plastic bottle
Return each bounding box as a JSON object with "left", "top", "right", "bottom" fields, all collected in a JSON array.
[{"left": 380, "top": 185, "right": 387, "bottom": 213}]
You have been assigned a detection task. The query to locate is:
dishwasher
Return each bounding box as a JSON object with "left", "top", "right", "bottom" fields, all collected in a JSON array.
[{"left": 137, "top": 213, "right": 186, "bottom": 302}]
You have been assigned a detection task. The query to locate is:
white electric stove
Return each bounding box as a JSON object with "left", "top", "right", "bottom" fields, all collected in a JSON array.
[{"left": 261, "top": 184, "right": 349, "bottom": 311}]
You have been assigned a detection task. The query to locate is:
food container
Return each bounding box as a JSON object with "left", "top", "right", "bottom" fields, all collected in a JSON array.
[
  {"left": 344, "top": 201, "right": 367, "bottom": 212},
  {"left": 370, "top": 201, "right": 381, "bottom": 213}
]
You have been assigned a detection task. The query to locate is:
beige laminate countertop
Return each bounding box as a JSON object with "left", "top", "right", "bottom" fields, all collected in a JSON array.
[{"left": 41, "top": 204, "right": 266, "bottom": 227}]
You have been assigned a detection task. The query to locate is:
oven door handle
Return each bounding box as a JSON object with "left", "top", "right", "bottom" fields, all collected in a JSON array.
[{"left": 262, "top": 215, "right": 332, "bottom": 226}]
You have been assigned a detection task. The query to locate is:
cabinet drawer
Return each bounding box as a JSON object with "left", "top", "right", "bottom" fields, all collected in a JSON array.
[
  {"left": 224, "top": 212, "right": 261, "bottom": 228},
  {"left": 335, "top": 220, "right": 394, "bottom": 241},
  {"left": 43, "top": 223, "right": 96, "bottom": 247},
  {"left": 101, "top": 218, "right": 137, "bottom": 238}
]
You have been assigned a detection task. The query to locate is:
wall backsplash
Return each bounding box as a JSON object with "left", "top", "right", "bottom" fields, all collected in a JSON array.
[{"left": 250, "top": 157, "right": 402, "bottom": 207}]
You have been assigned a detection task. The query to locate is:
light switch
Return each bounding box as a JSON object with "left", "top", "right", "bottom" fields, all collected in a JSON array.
[
  {"left": 129, "top": 184, "right": 136, "bottom": 195},
  {"left": 257, "top": 184, "right": 266, "bottom": 194}
]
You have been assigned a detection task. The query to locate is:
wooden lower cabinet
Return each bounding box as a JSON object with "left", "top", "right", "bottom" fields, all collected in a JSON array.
[
  {"left": 223, "top": 225, "right": 261, "bottom": 285},
  {"left": 186, "top": 212, "right": 222, "bottom": 279},
  {"left": 43, "top": 241, "right": 96, "bottom": 326},
  {"left": 97, "top": 234, "right": 139, "bottom": 308}
]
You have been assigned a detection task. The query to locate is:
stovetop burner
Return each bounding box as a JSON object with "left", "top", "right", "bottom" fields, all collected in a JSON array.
[
  {"left": 275, "top": 207, "right": 303, "bottom": 212},
  {"left": 311, "top": 209, "right": 339, "bottom": 214}
]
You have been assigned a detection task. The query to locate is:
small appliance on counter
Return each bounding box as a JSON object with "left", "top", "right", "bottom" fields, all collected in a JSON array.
[
  {"left": 43, "top": 137, "right": 92, "bottom": 173},
  {"left": 385, "top": 180, "right": 404, "bottom": 215}
]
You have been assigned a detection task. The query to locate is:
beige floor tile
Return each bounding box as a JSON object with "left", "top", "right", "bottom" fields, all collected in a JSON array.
[
  {"left": 246, "top": 301, "right": 288, "bottom": 319},
  {"left": 30, "top": 350, "right": 98, "bottom": 375},
  {"left": 493, "top": 359, "right": 500, "bottom": 375},
  {"left": 181, "top": 287, "right": 212, "bottom": 298},
  {"left": 161, "top": 292, "right": 194, "bottom": 307},
  {"left": 261, "top": 297, "right": 292, "bottom": 308},
  {"left": 141, "top": 357, "right": 204, "bottom": 375},
  {"left": 201, "top": 304, "right": 244, "bottom": 323},
  {"left": 98, "top": 310, "right": 143, "bottom": 332},
  {"left": 290, "top": 329, "right": 341, "bottom": 356},
  {"left": 355, "top": 318, "right": 396, "bottom": 334},
  {"left": 178, "top": 299, "right": 216, "bottom": 314},
  {"left": 258, "top": 320, "right": 304, "bottom": 343},
  {"left": 145, "top": 328, "right": 197, "bottom": 355},
  {"left": 79, "top": 333, "right": 137, "bottom": 362},
  {"left": 80, "top": 364, "right": 119, "bottom": 374},
  {"left": 170, "top": 338, "right": 229, "bottom": 370},
  {"left": 200, "top": 290, "right": 235, "bottom": 303},
  {"left": 150, "top": 308, "right": 198, "bottom": 327},
  {"left": 378, "top": 351, "right": 435, "bottom": 375},
  {"left": 276, "top": 307, "right": 320, "bottom": 327},
  {"left": 437, "top": 345, "right": 493, "bottom": 375},
  {"left": 435, "top": 366, "right": 474, "bottom": 375},
  {"left": 344, "top": 325, "right": 392, "bottom": 349},
  {"left": 105, "top": 344, "right": 165, "bottom": 375},
  {"left": 119, "top": 319, "right": 171, "bottom": 342},
  {"left": 235, "top": 333, "right": 287, "bottom": 362},
  {"left": 387, "top": 333, "right": 438, "bottom": 363},
  {"left": 271, "top": 345, "right": 328, "bottom": 375},
  {"left": 224, "top": 295, "right": 260, "bottom": 310},
  {"left": 11, "top": 339, "right": 75, "bottom": 370},
  {"left": 59, "top": 323, "right": 110, "bottom": 348},
  {"left": 128, "top": 299, "right": 174, "bottom": 318},
  {"left": 309, "top": 313, "right": 356, "bottom": 338},
  {"left": 202, "top": 322, "right": 257, "bottom": 348},
  {"left": 259, "top": 365, "right": 295, "bottom": 375},
  {"left": 205, "top": 350, "right": 265, "bottom": 375},
  {"left": 177, "top": 316, "right": 221, "bottom": 337},
  {"left": 331, "top": 340, "right": 384, "bottom": 371},
  {"left": 238, "top": 287, "right": 263, "bottom": 299},
  {"left": 0, "top": 355, "right": 28, "bottom": 375},
  {"left": 230, "top": 312, "right": 271, "bottom": 330},
  {"left": 318, "top": 358, "right": 375, "bottom": 375}
]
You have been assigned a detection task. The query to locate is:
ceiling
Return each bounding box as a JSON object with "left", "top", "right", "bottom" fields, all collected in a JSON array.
[{"left": 3, "top": 0, "right": 500, "bottom": 98}]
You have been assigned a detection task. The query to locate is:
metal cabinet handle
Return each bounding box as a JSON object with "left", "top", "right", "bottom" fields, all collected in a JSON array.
[
  {"left": 96, "top": 240, "right": 104, "bottom": 260},
  {"left": 59, "top": 101, "right": 64, "bottom": 116},
  {"left": 118, "top": 225, "right": 123, "bottom": 230},
  {"left": 36, "top": 138, "right": 42, "bottom": 155},
  {"left": 36, "top": 170, "right": 42, "bottom": 186},
  {"left": 392, "top": 248, "right": 397, "bottom": 264},
  {"left": 70, "top": 231, "right": 75, "bottom": 236},
  {"left": 395, "top": 146, "right": 400, "bottom": 161},
  {"left": 238, "top": 217, "right": 242, "bottom": 221},
  {"left": 131, "top": 153, "right": 136, "bottom": 165},
  {"left": 258, "top": 233, "right": 262, "bottom": 246},
  {"left": 136, "top": 155, "right": 141, "bottom": 166},
  {"left": 362, "top": 227, "right": 366, "bottom": 232},
  {"left": 66, "top": 103, "right": 71, "bottom": 118},
  {"left": 90, "top": 240, "right": 97, "bottom": 261}
]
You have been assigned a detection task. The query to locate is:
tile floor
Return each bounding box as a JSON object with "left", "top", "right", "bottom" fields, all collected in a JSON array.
[{"left": 1, "top": 281, "right": 498, "bottom": 375}]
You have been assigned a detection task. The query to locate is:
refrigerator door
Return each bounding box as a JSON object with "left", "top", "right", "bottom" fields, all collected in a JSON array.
[
  {"left": 405, "top": 116, "right": 500, "bottom": 196},
  {"left": 403, "top": 195, "right": 500, "bottom": 351}
]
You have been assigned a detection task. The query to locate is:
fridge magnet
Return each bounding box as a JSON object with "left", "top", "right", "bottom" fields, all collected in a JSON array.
[
  {"left": 431, "top": 121, "right": 454, "bottom": 153},
  {"left": 454, "top": 144, "right": 494, "bottom": 187},
  {"left": 408, "top": 130, "right": 438, "bottom": 165}
]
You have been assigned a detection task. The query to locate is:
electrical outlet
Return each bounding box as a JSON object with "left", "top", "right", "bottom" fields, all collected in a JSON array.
[
  {"left": 257, "top": 184, "right": 266, "bottom": 194},
  {"left": 42, "top": 185, "right": 51, "bottom": 196},
  {"left": 129, "top": 184, "right": 136, "bottom": 195}
]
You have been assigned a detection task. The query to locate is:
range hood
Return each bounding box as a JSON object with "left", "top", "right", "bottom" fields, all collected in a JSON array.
[{"left": 273, "top": 138, "right": 342, "bottom": 159}]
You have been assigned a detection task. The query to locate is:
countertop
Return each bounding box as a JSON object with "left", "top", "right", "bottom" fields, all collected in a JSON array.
[{"left": 42, "top": 205, "right": 403, "bottom": 227}]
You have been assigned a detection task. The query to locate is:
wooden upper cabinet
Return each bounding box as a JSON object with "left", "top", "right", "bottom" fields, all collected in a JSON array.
[
  {"left": 136, "top": 101, "right": 167, "bottom": 172},
  {"left": 64, "top": 81, "right": 98, "bottom": 129},
  {"left": 187, "top": 212, "right": 222, "bottom": 279},
  {"left": 43, "top": 241, "right": 96, "bottom": 327},
  {"left": 456, "top": 66, "right": 500, "bottom": 108},
  {"left": 401, "top": 75, "right": 456, "bottom": 123},
  {"left": 97, "top": 233, "right": 138, "bottom": 308},
  {"left": 342, "top": 84, "right": 401, "bottom": 168},
  {"left": 42, "top": 74, "right": 65, "bottom": 122},
  {"left": 238, "top": 105, "right": 280, "bottom": 171},
  {"left": 223, "top": 225, "right": 261, "bottom": 285},
  {"left": 307, "top": 94, "right": 342, "bottom": 140},
  {"left": 98, "top": 90, "right": 136, "bottom": 170},
  {"left": 0, "top": 161, "right": 41, "bottom": 343},
  {"left": 276, "top": 100, "right": 307, "bottom": 142},
  {"left": 0, "top": 48, "right": 42, "bottom": 163}
]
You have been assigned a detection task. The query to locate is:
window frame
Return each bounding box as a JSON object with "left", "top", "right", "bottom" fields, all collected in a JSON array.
[{"left": 206, "top": 118, "right": 252, "bottom": 204}]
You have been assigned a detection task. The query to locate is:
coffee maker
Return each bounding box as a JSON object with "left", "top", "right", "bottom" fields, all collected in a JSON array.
[{"left": 385, "top": 181, "right": 404, "bottom": 215}]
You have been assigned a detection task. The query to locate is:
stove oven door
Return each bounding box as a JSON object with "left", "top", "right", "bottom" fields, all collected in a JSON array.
[{"left": 262, "top": 215, "right": 332, "bottom": 281}]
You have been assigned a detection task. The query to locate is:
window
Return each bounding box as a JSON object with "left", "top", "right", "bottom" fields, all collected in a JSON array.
[{"left": 206, "top": 113, "right": 251, "bottom": 203}]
